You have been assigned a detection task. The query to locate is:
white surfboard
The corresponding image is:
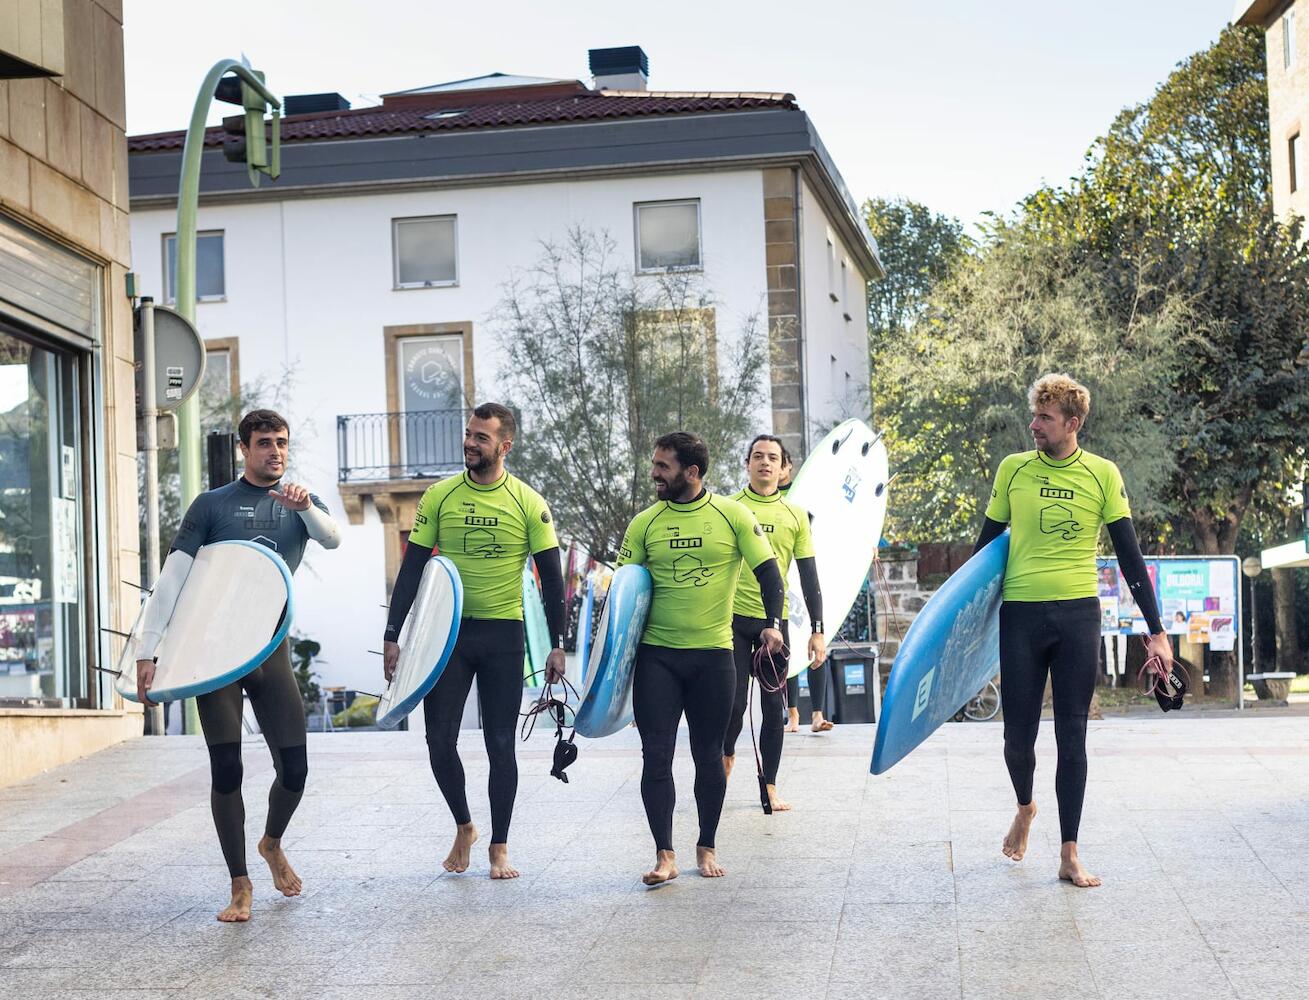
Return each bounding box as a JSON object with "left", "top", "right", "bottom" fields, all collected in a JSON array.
[
  {"left": 116, "top": 540, "right": 294, "bottom": 703},
  {"left": 376, "top": 555, "right": 463, "bottom": 730},
  {"left": 784, "top": 419, "right": 889, "bottom": 678}
]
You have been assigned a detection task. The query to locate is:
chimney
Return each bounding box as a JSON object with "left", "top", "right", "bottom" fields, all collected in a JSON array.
[
  {"left": 283, "top": 92, "right": 351, "bottom": 116},
  {"left": 589, "top": 46, "right": 648, "bottom": 91}
]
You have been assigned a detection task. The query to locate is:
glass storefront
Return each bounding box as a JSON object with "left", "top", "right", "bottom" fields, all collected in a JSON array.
[{"left": 0, "top": 325, "right": 88, "bottom": 705}]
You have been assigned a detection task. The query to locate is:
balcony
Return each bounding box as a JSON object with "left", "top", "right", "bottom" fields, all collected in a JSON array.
[{"left": 335, "top": 409, "right": 468, "bottom": 525}]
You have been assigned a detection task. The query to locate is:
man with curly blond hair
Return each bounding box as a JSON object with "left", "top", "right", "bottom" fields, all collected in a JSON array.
[{"left": 973, "top": 373, "right": 1173, "bottom": 887}]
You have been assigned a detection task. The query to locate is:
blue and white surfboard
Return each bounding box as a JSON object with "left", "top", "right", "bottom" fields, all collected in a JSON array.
[{"left": 575, "top": 565, "right": 652, "bottom": 738}]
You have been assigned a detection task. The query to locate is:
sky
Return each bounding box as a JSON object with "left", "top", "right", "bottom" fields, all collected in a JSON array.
[{"left": 123, "top": 0, "right": 1240, "bottom": 229}]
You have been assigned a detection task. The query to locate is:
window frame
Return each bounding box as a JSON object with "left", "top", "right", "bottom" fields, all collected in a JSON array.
[
  {"left": 1291, "top": 132, "right": 1302, "bottom": 195},
  {"left": 162, "top": 230, "right": 226, "bottom": 304},
  {"left": 391, "top": 215, "right": 460, "bottom": 290},
  {"left": 1285, "top": 10, "right": 1296, "bottom": 71},
  {"left": 634, "top": 198, "right": 703, "bottom": 274}
]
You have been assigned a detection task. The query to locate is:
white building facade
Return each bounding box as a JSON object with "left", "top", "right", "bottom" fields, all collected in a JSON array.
[{"left": 127, "top": 52, "right": 882, "bottom": 692}]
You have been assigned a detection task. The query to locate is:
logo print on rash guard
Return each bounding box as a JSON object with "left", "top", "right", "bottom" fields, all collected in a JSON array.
[
  {"left": 465, "top": 526, "right": 505, "bottom": 558},
  {"left": 673, "top": 554, "right": 712, "bottom": 586},
  {"left": 1040, "top": 503, "right": 1083, "bottom": 540}
]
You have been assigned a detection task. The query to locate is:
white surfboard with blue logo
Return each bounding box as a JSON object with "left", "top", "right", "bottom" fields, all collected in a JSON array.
[
  {"left": 783, "top": 419, "right": 889, "bottom": 678},
  {"left": 375, "top": 555, "right": 463, "bottom": 729},
  {"left": 115, "top": 540, "right": 294, "bottom": 703}
]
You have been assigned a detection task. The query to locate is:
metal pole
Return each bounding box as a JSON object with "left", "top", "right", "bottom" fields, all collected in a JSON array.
[
  {"left": 1238, "top": 560, "right": 1246, "bottom": 711},
  {"left": 174, "top": 60, "right": 280, "bottom": 735},
  {"left": 139, "top": 298, "right": 165, "bottom": 736}
]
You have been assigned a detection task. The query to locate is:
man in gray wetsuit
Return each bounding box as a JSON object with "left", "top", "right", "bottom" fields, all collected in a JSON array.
[{"left": 135, "top": 409, "right": 341, "bottom": 922}]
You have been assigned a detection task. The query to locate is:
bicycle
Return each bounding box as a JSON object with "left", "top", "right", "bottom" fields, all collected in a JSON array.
[{"left": 955, "top": 679, "right": 1001, "bottom": 722}]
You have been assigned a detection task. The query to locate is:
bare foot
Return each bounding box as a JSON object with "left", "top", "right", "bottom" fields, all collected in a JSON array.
[
  {"left": 642, "top": 849, "right": 678, "bottom": 886},
  {"left": 811, "top": 714, "right": 834, "bottom": 733},
  {"left": 766, "top": 784, "right": 791, "bottom": 812},
  {"left": 216, "top": 876, "right": 253, "bottom": 922},
  {"left": 488, "top": 842, "right": 519, "bottom": 879},
  {"left": 1002, "top": 802, "right": 1037, "bottom": 861},
  {"left": 723, "top": 754, "right": 735, "bottom": 779},
  {"left": 784, "top": 709, "right": 800, "bottom": 734},
  {"left": 257, "top": 836, "right": 302, "bottom": 897},
  {"left": 444, "top": 822, "right": 478, "bottom": 873},
  {"left": 696, "top": 846, "right": 726, "bottom": 878},
  {"left": 1058, "top": 843, "right": 1102, "bottom": 888}
]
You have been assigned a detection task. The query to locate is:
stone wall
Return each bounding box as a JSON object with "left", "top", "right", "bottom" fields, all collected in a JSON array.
[{"left": 0, "top": 0, "right": 141, "bottom": 787}]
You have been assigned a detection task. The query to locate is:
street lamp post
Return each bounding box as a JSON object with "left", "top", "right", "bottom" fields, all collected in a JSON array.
[
  {"left": 1242, "top": 556, "right": 1262, "bottom": 708},
  {"left": 171, "top": 59, "right": 281, "bottom": 733}
]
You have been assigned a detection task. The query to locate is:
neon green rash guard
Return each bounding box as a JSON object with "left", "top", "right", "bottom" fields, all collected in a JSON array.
[
  {"left": 984, "top": 448, "right": 1131, "bottom": 602},
  {"left": 618, "top": 491, "right": 775, "bottom": 649},
  {"left": 731, "top": 486, "right": 813, "bottom": 619},
  {"left": 408, "top": 471, "right": 558, "bottom": 619}
]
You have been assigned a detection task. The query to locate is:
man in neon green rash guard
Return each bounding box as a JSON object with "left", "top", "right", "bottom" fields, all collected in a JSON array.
[
  {"left": 617, "top": 431, "right": 784, "bottom": 885},
  {"left": 973, "top": 373, "right": 1174, "bottom": 889}
]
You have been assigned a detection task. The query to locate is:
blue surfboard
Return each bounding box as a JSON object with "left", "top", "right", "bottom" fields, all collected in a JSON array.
[
  {"left": 375, "top": 556, "right": 463, "bottom": 729},
  {"left": 575, "top": 579, "right": 595, "bottom": 683},
  {"left": 523, "top": 562, "right": 552, "bottom": 685},
  {"left": 871, "top": 531, "right": 1009, "bottom": 774},
  {"left": 575, "top": 565, "right": 652, "bottom": 738}
]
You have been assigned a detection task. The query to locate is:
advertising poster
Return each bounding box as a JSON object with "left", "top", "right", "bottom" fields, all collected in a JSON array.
[{"left": 1095, "top": 557, "right": 1239, "bottom": 642}]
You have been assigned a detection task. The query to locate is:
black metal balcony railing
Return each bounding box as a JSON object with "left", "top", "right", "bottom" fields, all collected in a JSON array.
[{"left": 337, "top": 409, "right": 468, "bottom": 482}]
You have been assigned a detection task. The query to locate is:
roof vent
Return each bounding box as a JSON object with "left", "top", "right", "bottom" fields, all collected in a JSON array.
[
  {"left": 588, "top": 46, "right": 648, "bottom": 92},
  {"left": 283, "top": 92, "right": 351, "bottom": 116}
]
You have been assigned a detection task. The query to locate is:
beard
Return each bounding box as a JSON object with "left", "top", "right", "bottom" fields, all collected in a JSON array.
[
  {"left": 465, "top": 449, "right": 495, "bottom": 474},
  {"left": 655, "top": 470, "right": 689, "bottom": 500}
]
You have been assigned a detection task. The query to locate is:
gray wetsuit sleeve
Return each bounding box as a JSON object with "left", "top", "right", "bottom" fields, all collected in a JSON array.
[{"left": 170, "top": 493, "right": 213, "bottom": 557}]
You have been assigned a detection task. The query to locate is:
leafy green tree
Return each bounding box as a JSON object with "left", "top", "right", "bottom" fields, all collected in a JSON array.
[
  {"left": 874, "top": 226, "right": 1186, "bottom": 544},
  {"left": 290, "top": 633, "right": 322, "bottom": 718},
  {"left": 494, "top": 228, "right": 768, "bottom": 561}
]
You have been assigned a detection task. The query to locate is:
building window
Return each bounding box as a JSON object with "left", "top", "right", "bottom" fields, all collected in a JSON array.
[
  {"left": 1285, "top": 11, "right": 1296, "bottom": 70},
  {"left": 635, "top": 200, "right": 701, "bottom": 271},
  {"left": 0, "top": 326, "right": 89, "bottom": 706},
  {"left": 163, "top": 231, "right": 225, "bottom": 303},
  {"left": 1292, "top": 134, "right": 1302, "bottom": 194},
  {"left": 200, "top": 337, "right": 241, "bottom": 433},
  {"left": 376, "top": 323, "right": 473, "bottom": 482},
  {"left": 393, "top": 216, "right": 458, "bottom": 288}
]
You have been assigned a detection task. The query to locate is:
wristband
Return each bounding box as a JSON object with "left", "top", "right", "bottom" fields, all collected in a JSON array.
[{"left": 811, "top": 620, "right": 825, "bottom": 635}]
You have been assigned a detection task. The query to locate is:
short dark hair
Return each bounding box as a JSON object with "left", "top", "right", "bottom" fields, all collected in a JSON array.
[
  {"left": 744, "top": 433, "right": 790, "bottom": 466},
  {"left": 238, "top": 409, "right": 289, "bottom": 446},
  {"left": 473, "top": 402, "right": 517, "bottom": 440},
  {"left": 654, "top": 430, "right": 710, "bottom": 478}
]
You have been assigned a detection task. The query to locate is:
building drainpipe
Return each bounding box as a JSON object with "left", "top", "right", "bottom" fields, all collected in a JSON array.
[{"left": 793, "top": 166, "right": 809, "bottom": 456}]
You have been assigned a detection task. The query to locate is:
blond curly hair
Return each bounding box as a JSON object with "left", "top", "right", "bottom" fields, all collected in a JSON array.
[{"left": 1028, "top": 373, "right": 1090, "bottom": 424}]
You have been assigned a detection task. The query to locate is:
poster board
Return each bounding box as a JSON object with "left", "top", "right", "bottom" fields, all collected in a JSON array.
[{"left": 1096, "top": 556, "right": 1240, "bottom": 649}]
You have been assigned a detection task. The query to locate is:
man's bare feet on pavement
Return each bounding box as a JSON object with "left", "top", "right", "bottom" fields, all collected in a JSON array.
[
  {"left": 1058, "top": 842, "right": 1101, "bottom": 888},
  {"left": 444, "top": 822, "right": 478, "bottom": 873},
  {"left": 257, "top": 836, "right": 302, "bottom": 898},
  {"left": 696, "top": 846, "right": 726, "bottom": 877},
  {"left": 217, "top": 876, "right": 253, "bottom": 922},
  {"left": 488, "top": 842, "right": 519, "bottom": 879},
  {"left": 1002, "top": 802, "right": 1037, "bottom": 861},
  {"left": 642, "top": 849, "right": 678, "bottom": 885}
]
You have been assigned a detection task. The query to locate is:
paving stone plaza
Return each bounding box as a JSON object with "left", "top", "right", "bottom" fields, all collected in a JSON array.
[{"left": 2, "top": 715, "right": 1307, "bottom": 999}]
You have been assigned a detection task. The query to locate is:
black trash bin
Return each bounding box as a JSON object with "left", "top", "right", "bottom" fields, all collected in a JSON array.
[{"left": 828, "top": 644, "right": 879, "bottom": 724}]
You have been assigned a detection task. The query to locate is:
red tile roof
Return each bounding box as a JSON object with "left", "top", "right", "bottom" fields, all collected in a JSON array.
[{"left": 128, "top": 90, "right": 798, "bottom": 152}]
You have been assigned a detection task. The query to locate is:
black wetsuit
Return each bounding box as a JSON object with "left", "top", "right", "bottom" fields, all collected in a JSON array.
[
  {"left": 170, "top": 477, "right": 330, "bottom": 879},
  {"left": 976, "top": 448, "right": 1163, "bottom": 844},
  {"left": 386, "top": 471, "right": 566, "bottom": 848}
]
